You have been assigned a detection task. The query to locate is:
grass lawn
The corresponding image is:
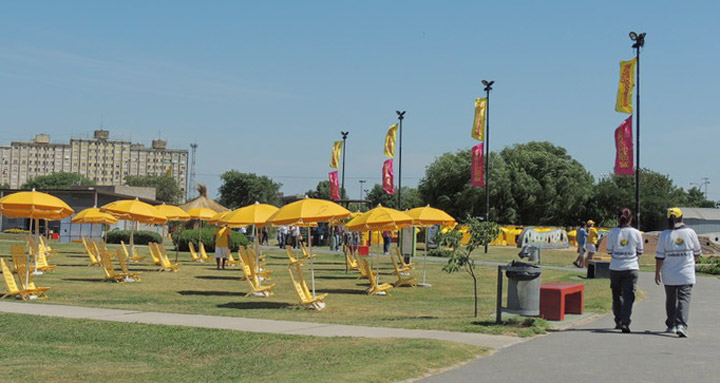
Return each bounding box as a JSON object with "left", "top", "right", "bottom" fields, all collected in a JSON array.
[
  {"left": 0, "top": 312, "right": 484, "bottom": 383},
  {"left": 0, "top": 239, "right": 613, "bottom": 336}
]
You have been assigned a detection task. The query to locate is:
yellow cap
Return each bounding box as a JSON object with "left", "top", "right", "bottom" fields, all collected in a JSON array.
[
  {"left": 587, "top": 220, "right": 595, "bottom": 225},
  {"left": 667, "top": 207, "right": 683, "bottom": 219}
]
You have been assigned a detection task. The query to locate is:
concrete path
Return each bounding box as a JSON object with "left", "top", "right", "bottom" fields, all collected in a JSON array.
[
  {"left": 0, "top": 301, "right": 525, "bottom": 350},
  {"left": 420, "top": 272, "right": 720, "bottom": 383}
]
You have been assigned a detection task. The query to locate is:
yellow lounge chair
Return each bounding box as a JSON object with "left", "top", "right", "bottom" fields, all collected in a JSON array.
[
  {"left": 395, "top": 247, "right": 415, "bottom": 269},
  {"left": 188, "top": 242, "right": 204, "bottom": 262},
  {"left": 240, "top": 262, "right": 275, "bottom": 297},
  {"left": 198, "top": 242, "right": 211, "bottom": 261},
  {"left": 99, "top": 250, "right": 131, "bottom": 282},
  {"left": 121, "top": 241, "right": 145, "bottom": 263},
  {"left": 1, "top": 259, "right": 49, "bottom": 300},
  {"left": 226, "top": 251, "right": 240, "bottom": 267},
  {"left": 152, "top": 243, "right": 180, "bottom": 272},
  {"left": 288, "top": 263, "right": 327, "bottom": 310},
  {"left": 82, "top": 237, "right": 102, "bottom": 266},
  {"left": 147, "top": 242, "right": 163, "bottom": 266},
  {"left": 39, "top": 236, "right": 58, "bottom": 255},
  {"left": 344, "top": 245, "right": 359, "bottom": 270},
  {"left": 11, "top": 244, "right": 35, "bottom": 274},
  {"left": 390, "top": 252, "right": 416, "bottom": 287},
  {"left": 116, "top": 249, "right": 142, "bottom": 282},
  {"left": 16, "top": 266, "right": 51, "bottom": 298},
  {"left": 360, "top": 259, "right": 393, "bottom": 296},
  {"left": 300, "top": 242, "right": 317, "bottom": 260},
  {"left": 286, "top": 246, "right": 303, "bottom": 265},
  {"left": 29, "top": 243, "right": 57, "bottom": 273},
  {"left": 245, "top": 248, "right": 272, "bottom": 280}
]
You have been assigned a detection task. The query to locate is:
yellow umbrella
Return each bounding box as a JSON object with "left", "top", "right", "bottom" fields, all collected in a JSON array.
[
  {"left": 185, "top": 207, "right": 217, "bottom": 221},
  {"left": 101, "top": 198, "right": 167, "bottom": 251},
  {"left": 209, "top": 211, "right": 232, "bottom": 225},
  {"left": 0, "top": 190, "right": 75, "bottom": 287},
  {"left": 267, "top": 198, "right": 351, "bottom": 297},
  {"left": 345, "top": 204, "right": 413, "bottom": 232},
  {"left": 71, "top": 207, "right": 118, "bottom": 243},
  {"left": 405, "top": 205, "right": 456, "bottom": 287},
  {"left": 155, "top": 204, "right": 191, "bottom": 222},
  {"left": 221, "top": 202, "right": 279, "bottom": 227}
]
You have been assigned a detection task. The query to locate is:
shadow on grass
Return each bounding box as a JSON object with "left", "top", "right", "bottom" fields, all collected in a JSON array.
[
  {"left": 63, "top": 278, "right": 104, "bottom": 283},
  {"left": 56, "top": 264, "right": 95, "bottom": 267},
  {"left": 217, "top": 301, "right": 294, "bottom": 310},
  {"left": 318, "top": 288, "right": 367, "bottom": 295},
  {"left": 195, "top": 276, "right": 241, "bottom": 281},
  {"left": 177, "top": 290, "right": 246, "bottom": 297},
  {"left": 314, "top": 275, "right": 357, "bottom": 280}
]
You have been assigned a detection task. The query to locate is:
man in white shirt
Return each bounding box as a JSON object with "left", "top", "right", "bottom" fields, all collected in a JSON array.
[
  {"left": 606, "top": 208, "right": 643, "bottom": 333},
  {"left": 655, "top": 207, "right": 702, "bottom": 338}
]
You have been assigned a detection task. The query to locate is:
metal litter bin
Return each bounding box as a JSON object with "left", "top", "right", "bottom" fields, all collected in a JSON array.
[
  {"left": 518, "top": 245, "right": 541, "bottom": 263},
  {"left": 505, "top": 261, "right": 542, "bottom": 316}
]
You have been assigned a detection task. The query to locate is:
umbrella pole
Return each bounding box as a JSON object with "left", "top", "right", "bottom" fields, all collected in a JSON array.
[
  {"left": 418, "top": 227, "right": 432, "bottom": 287},
  {"left": 309, "top": 226, "right": 315, "bottom": 298},
  {"left": 130, "top": 220, "right": 135, "bottom": 255},
  {"left": 254, "top": 225, "right": 261, "bottom": 289},
  {"left": 24, "top": 218, "right": 33, "bottom": 289},
  {"left": 33, "top": 218, "right": 43, "bottom": 276}
]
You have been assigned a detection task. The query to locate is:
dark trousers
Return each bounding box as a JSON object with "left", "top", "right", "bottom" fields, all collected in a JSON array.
[
  {"left": 665, "top": 284, "right": 693, "bottom": 328},
  {"left": 610, "top": 269, "right": 638, "bottom": 326}
]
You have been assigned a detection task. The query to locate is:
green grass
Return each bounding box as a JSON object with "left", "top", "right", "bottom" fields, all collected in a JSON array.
[
  {"left": 0, "top": 240, "right": 613, "bottom": 336},
  {"left": 0, "top": 312, "right": 484, "bottom": 383}
]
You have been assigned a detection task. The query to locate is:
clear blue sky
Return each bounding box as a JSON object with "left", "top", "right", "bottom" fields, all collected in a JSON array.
[{"left": 1, "top": 1, "right": 718, "bottom": 201}]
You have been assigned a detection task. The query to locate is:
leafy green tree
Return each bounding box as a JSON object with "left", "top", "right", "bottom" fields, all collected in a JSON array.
[
  {"left": 437, "top": 217, "right": 500, "bottom": 317},
  {"left": 217, "top": 171, "right": 282, "bottom": 209},
  {"left": 365, "top": 184, "right": 421, "bottom": 210},
  {"left": 125, "top": 175, "right": 183, "bottom": 204},
  {"left": 21, "top": 172, "right": 95, "bottom": 190},
  {"left": 0, "top": 183, "right": 9, "bottom": 189},
  {"left": 683, "top": 187, "right": 716, "bottom": 208},
  {"left": 305, "top": 180, "right": 348, "bottom": 201}
]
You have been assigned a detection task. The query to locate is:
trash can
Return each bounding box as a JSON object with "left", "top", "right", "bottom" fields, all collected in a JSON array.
[
  {"left": 518, "top": 245, "right": 541, "bottom": 262},
  {"left": 505, "top": 261, "right": 542, "bottom": 316}
]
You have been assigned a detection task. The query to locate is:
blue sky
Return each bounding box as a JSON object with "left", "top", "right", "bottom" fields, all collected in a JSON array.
[{"left": 1, "top": 1, "right": 718, "bottom": 201}]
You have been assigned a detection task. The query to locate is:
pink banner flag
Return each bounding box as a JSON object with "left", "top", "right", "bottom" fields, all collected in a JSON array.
[
  {"left": 471, "top": 143, "right": 484, "bottom": 187},
  {"left": 382, "top": 159, "right": 395, "bottom": 195},
  {"left": 329, "top": 171, "right": 340, "bottom": 200},
  {"left": 614, "top": 116, "right": 634, "bottom": 175}
]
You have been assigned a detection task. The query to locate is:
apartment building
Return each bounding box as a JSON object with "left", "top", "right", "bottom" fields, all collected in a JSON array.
[{"left": 0, "top": 130, "right": 188, "bottom": 192}]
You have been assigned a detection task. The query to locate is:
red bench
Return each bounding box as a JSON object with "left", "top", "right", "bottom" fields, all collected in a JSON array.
[{"left": 539, "top": 283, "right": 584, "bottom": 321}]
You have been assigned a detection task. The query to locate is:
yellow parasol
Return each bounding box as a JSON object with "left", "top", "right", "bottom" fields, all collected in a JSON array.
[
  {"left": 101, "top": 198, "right": 167, "bottom": 251},
  {"left": 155, "top": 204, "right": 191, "bottom": 262},
  {"left": 345, "top": 204, "right": 413, "bottom": 232},
  {"left": 0, "top": 190, "right": 75, "bottom": 287},
  {"left": 71, "top": 207, "right": 119, "bottom": 242},
  {"left": 208, "top": 211, "right": 232, "bottom": 225},
  {"left": 220, "top": 202, "right": 280, "bottom": 278},
  {"left": 267, "top": 198, "right": 351, "bottom": 297},
  {"left": 185, "top": 207, "right": 217, "bottom": 221},
  {"left": 405, "top": 205, "right": 456, "bottom": 287}
]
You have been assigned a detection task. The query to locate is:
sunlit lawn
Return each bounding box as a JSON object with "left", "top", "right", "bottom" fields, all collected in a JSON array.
[{"left": 0, "top": 238, "right": 614, "bottom": 336}]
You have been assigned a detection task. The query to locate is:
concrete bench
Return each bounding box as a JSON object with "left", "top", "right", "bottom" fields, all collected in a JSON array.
[
  {"left": 587, "top": 259, "right": 610, "bottom": 279},
  {"left": 540, "top": 283, "right": 584, "bottom": 321}
]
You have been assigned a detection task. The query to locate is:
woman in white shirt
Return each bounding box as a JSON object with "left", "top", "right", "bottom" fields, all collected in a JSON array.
[
  {"left": 655, "top": 207, "right": 701, "bottom": 338},
  {"left": 606, "top": 208, "right": 643, "bottom": 333}
]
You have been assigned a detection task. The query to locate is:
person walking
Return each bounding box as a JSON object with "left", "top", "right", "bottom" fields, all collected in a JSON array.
[
  {"left": 573, "top": 223, "right": 588, "bottom": 268},
  {"left": 655, "top": 207, "right": 702, "bottom": 338},
  {"left": 585, "top": 220, "right": 599, "bottom": 264},
  {"left": 213, "top": 224, "right": 232, "bottom": 270},
  {"left": 382, "top": 230, "right": 392, "bottom": 255},
  {"left": 606, "top": 208, "right": 643, "bottom": 333}
]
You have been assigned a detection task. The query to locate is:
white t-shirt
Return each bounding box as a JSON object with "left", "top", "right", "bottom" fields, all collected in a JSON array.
[
  {"left": 656, "top": 226, "right": 701, "bottom": 286},
  {"left": 606, "top": 226, "right": 643, "bottom": 271}
]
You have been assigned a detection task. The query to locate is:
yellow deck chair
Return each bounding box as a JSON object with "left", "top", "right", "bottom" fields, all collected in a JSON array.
[
  {"left": 188, "top": 242, "right": 204, "bottom": 262},
  {"left": 29, "top": 244, "right": 57, "bottom": 273},
  {"left": 99, "top": 239, "right": 109, "bottom": 252},
  {"left": 121, "top": 241, "right": 145, "bottom": 263},
  {"left": 147, "top": 242, "right": 163, "bottom": 266},
  {"left": 226, "top": 251, "right": 240, "bottom": 267},
  {"left": 82, "top": 237, "right": 102, "bottom": 266},
  {"left": 246, "top": 248, "right": 272, "bottom": 280},
  {"left": 288, "top": 263, "right": 327, "bottom": 310},
  {"left": 11, "top": 244, "right": 35, "bottom": 274},
  {"left": 99, "top": 250, "right": 130, "bottom": 282},
  {"left": 240, "top": 262, "right": 275, "bottom": 297},
  {"left": 153, "top": 243, "right": 180, "bottom": 272},
  {"left": 390, "top": 253, "right": 416, "bottom": 287},
  {"left": 360, "top": 258, "right": 393, "bottom": 296},
  {"left": 116, "top": 249, "right": 142, "bottom": 282},
  {"left": 16, "top": 266, "right": 51, "bottom": 298},
  {"left": 300, "top": 242, "right": 317, "bottom": 260},
  {"left": 395, "top": 247, "right": 414, "bottom": 269},
  {"left": 39, "top": 236, "right": 58, "bottom": 255},
  {"left": 198, "top": 242, "right": 211, "bottom": 261},
  {"left": 1, "top": 259, "right": 49, "bottom": 300},
  {"left": 343, "top": 245, "right": 359, "bottom": 270},
  {"left": 285, "top": 246, "right": 303, "bottom": 265},
  {"left": 355, "top": 255, "right": 377, "bottom": 280}
]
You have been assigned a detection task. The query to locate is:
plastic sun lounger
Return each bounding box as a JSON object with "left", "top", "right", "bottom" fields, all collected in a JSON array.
[
  {"left": 1, "top": 258, "right": 49, "bottom": 300},
  {"left": 286, "top": 246, "right": 304, "bottom": 265},
  {"left": 152, "top": 243, "right": 180, "bottom": 272},
  {"left": 390, "top": 253, "right": 416, "bottom": 287},
  {"left": 188, "top": 242, "right": 204, "bottom": 262},
  {"left": 240, "top": 263, "right": 275, "bottom": 297},
  {"left": 82, "top": 237, "right": 102, "bottom": 266},
  {"left": 360, "top": 259, "right": 393, "bottom": 296},
  {"left": 99, "top": 251, "right": 131, "bottom": 283},
  {"left": 198, "top": 242, "right": 211, "bottom": 261},
  {"left": 344, "top": 245, "right": 359, "bottom": 270},
  {"left": 288, "top": 263, "right": 327, "bottom": 310},
  {"left": 116, "top": 249, "right": 142, "bottom": 282}
]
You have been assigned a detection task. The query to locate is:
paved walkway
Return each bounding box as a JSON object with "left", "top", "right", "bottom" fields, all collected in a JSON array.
[
  {"left": 0, "top": 301, "right": 525, "bottom": 350},
  {"left": 419, "top": 272, "right": 720, "bottom": 383}
]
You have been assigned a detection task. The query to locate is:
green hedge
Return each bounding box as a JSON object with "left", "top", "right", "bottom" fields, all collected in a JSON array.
[
  {"left": 174, "top": 227, "right": 248, "bottom": 252},
  {"left": 696, "top": 256, "right": 720, "bottom": 275},
  {"left": 106, "top": 230, "right": 163, "bottom": 245}
]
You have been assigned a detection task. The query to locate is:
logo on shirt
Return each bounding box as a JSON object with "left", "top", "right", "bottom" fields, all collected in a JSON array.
[
  {"left": 675, "top": 238, "right": 685, "bottom": 245},
  {"left": 620, "top": 238, "right": 628, "bottom": 246}
]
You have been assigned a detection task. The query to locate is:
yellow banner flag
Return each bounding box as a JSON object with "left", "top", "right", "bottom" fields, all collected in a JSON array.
[
  {"left": 615, "top": 58, "right": 636, "bottom": 114},
  {"left": 471, "top": 98, "right": 487, "bottom": 141},
  {"left": 384, "top": 124, "right": 397, "bottom": 158},
  {"left": 330, "top": 141, "right": 343, "bottom": 169}
]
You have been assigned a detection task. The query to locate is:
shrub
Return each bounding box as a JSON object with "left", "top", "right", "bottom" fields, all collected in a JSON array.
[
  {"left": 106, "top": 230, "right": 163, "bottom": 245},
  {"left": 427, "top": 248, "right": 454, "bottom": 258},
  {"left": 696, "top": 256, "right": 720, "bottom": 275},
  {"left": 174, "top": 227, "right": 248, "bottom": 252}
]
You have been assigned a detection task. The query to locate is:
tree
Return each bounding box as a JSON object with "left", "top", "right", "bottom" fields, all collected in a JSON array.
[
  {"left": 305, "top": 180, "right": 348, "bottom": 201},
  {"left": 21, "top": 172, "right": 95, "bottom": 190},
  {"left": 683, "top": 187, "right": 716, "bottom": 208},
  {"left": 437, "top": 216, "right": 500, "bottom": 317},
  {"left": 0, "top": 183, "right": 9, "bottom": 189},
  {"left": 217, "top": 171, "right": 282, "bottom": 209},
  {"left": 365, "top": 184, "right": 421, "bottom": 210},
  {"left": 125, "top": 175, "right": 184, "bottom": 204}
]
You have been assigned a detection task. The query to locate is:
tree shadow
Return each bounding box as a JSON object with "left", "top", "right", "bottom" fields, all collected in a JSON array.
[
  {"left": 195, "top": 276, "right": 241, "bottom": 281},
  {"left": 217, "top": 301, "right": 294, "bottom": 310},
  {"left": 177, "top": 290, "right": 246, "bottom": 297}
]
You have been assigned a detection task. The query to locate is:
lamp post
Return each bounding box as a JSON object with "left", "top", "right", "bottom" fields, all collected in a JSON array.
[
  {"left": 629, "top": 31, "right": 645, "bottom": 229},
  {"left": 396, "top": 110, "right": 406, "bottom": 210},
  {"left": 359, "top": 180, "right": 366, "bottom": 201},
  {"left": 340, "top": 131, "right": 349, "bottom": 204},
  {"left": 482, "top": 80, "right": 494, "bottom": 253}
]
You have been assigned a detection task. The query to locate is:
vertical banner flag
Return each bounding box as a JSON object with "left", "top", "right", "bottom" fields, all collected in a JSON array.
[
  {"left": 471, "top": 98, "right": 487, "bottom": 141},
  {"left": 614, "top": 116, "right": 634, "bottom": 175},
  {"left": 328, "top": 171, "right": 340, "bottom": 200},
  {"left": 471, "top": 143, "right": 484, "bottom": 187},
  {"left": 384, "top": 124, "right": 398, "bottom": 158},
  {"left": 382, "top": 159, "right": 395, "bottom": 194},
  {"left": 615, "top": 58, "right": 637, "bottom": 114},
  {"left": 330, "top": 141, "right": 343, "bottom": 169}
]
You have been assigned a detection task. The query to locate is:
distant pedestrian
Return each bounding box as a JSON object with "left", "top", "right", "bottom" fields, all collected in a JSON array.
[
  {"left": 585, "top": 220, "right": 599, "bottom": 263},
  {"left": 278, "top": 226, "right": 288, "bottom": 248},
  {"left": 573, "top": 223, "right": 588, "bottom": 268},
  {"left": 655, "top": 207, "right": 702, "bottom": 338},
  {"left": 382, "top": 230, "right": 392, "bottom": 254},
  {"left": 213, "top": 224, "right": 232, "bottom": 270},
  {"left": 606, "top": 208, "right": 643, "bottom": 333}
]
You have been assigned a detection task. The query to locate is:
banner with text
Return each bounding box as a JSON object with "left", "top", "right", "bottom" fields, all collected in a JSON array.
[
  {"left": 471, "top": 143, "right": 484, "bottom": 187},
  {"left": 330, "top": 141, "right": 343, "bottom": 169},
  {"left": 382, "top": 159, "right": 395, "bottom": 194},
  {"left": 329, "top": 171, "right": 340, "bottom": 200},
  {"left": 614, "top": 116, "right": 634, "bottom": 175},
  {"left": 471, "top": 98, "right": 487, "bottom": 141},
  {"left": 615, "top": 58, "right": 636, "bottom": 114},
  {"left": 384, "top": 124, "right": 398, "bottom": 158}
]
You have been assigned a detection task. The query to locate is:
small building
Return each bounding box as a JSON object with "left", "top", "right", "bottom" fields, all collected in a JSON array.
[{"left": 678, "top": 207, "right": 720, "bottom": 235}]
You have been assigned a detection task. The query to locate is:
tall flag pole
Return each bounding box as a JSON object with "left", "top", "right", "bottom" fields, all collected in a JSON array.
[
  {"left": 396, "top": 111, "right": 406, "bottom": 209},
  {"left": 340, "top": 132, "right": 349, "bottom": 203},
  {"left": 481, "top": 80, "right": 494, "bottom": 253}
]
